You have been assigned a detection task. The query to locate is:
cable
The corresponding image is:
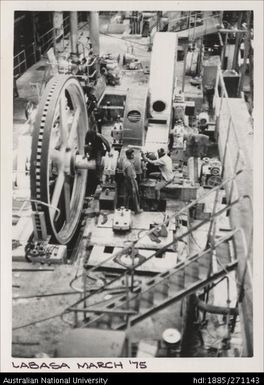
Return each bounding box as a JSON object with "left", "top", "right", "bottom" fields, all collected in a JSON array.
[
  {"left": 190, "top": 232, "right": 204, "bottom": 250},
  {"left": 69, "top": 273, "right": 84, "bottom": 293},
  {"left": 12, "top": 312, "right": 63, "bottom": 331},
  {"left": 13, "top": 291, "right": 80, "bottom": 300},
  {"left": 215, "top": 250, "right": 242, "bottom": 289},
  {"left": 100, "top": 31, "right": 150, "bottom": 47}
]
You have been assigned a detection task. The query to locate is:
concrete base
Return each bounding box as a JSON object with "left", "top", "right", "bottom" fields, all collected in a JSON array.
[{"left": 55, "top": 328, "right": 126, "bottom": 357}]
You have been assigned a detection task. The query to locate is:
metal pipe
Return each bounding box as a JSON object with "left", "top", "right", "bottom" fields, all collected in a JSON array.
[
  {"left": 74, "top": 156, "right": 96, "bottom": 170},
  {"left": 69, "top": 307, "right": 137, "bottom": 315},
  {"left": 195, "top": 297, "right": 238, "bottom": 316},
  {"left": 218, "top": 29, "right": 247, "bottom": 33},
  {"left": 182, "top": 45, "right": 188, "bottom": 92},
  {"left": 88, "top": 12, "right": 100, "bottom": 56}
]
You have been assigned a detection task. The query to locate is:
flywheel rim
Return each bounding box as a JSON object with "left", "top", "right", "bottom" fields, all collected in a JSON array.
[{"left": 30, "top": 75, "right": 88, "bottom": 244}]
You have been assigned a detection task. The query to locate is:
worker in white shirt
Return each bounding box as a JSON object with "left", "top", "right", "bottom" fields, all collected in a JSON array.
[
  {"left": 111, "top": 115, "right": 123, "bottom": 144},
  {"left": 142, "top": 148, "right": 174, "bottom": 200},
  {"left": 114, "top": 114, "right": 123, "bottom": 129}
]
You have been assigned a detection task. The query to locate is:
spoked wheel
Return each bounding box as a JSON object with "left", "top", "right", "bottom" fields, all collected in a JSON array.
[
  {"left": 207, "top": 175, "right": 222, "bottom": 188},
  {"left": 30, "top": 75, "right": 88, "bottom": 244}
]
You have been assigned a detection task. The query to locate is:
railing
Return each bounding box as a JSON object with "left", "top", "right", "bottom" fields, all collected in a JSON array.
[
  {"left": 14, "top": 49, "right": 27, "bottom": 77},
  {"left": 63, "top": 15, "right": 70, "bottom": 36},
  {"left": 13, "top": 15, "right": 71, "bottom": 79},
  {"left": 214, "top": 67, "right": 253, "bottom": 216},
  {"left": 63, "top": 168, "right": 249, "bottom": 308},
  {"left": 169, "top": 12, "right": 222, "bottom": 41},
  {"left": 213, "top": 67, "right": 253, "bottom": 355},
  {"left": 38, "top": 15, "right": 70, "bottom": 54},
  {"left": 39, "top": 27, "right": 55, "bottom": 54},
  {"left": 14, "top": 42, "right": 40, "bottom": 77}
]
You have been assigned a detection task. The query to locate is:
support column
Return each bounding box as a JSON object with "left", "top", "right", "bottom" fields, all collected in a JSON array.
[
  {"left": 221, "top": 32, "right": 228, "bottom": 70},
  {"left": 53, "top": 11, "right": 64, "bottom": 55},
  {"left": 232, "top": 12, "right": 243, "bottom": 71},
  {"left": 70, "top": 11, "right": 78, "bottom": 55},
  {"left": 32, "top": 12, "right": 37, "bottom": 63},
  {"left": 182, "top": 44, "right": 188, "bottom": 92},
  {"left": 238, "top": 11, "right": 251, "bottom": 97},
  {"left": 88, "top": 11, "right": 100, "bottom": 56}
]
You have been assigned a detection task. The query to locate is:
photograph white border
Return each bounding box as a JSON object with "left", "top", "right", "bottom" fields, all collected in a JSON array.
[{"left": 1, "top": 0, "right": 263, "bottom": 373}]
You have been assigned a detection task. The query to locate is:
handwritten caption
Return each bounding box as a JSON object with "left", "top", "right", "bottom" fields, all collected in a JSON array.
[{"left": 12, "top": 361, "right": 147, "bottom": 370}]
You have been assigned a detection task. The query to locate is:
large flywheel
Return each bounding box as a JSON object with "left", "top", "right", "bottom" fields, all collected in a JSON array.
[{"left": 30, "top": 75, "right": 89, "bottom": 244}]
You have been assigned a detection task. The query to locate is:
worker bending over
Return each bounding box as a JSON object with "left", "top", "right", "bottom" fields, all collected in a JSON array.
[
  {"left": 84, "top": 130, "right": 111, "bottom": 184},
  {"left": 123, "top": 149, "right": 143, "bottom": 214},
  {"left": 142, "top": 148, "right": 174, "bottom": 200}
]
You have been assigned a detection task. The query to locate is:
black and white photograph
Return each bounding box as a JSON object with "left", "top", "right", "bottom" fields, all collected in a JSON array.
[{"left": 1, "top": 0, "right": 263, "bottom": 374}]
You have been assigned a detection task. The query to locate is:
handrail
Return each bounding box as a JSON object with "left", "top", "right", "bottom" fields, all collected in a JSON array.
[
  {"left": 14, "top": 15, "right": 71, "bottom": 76},
  {"left": 14, "top": 49, "right": 27, "bottom": 76},
  {"left": 39, "top": 26, "right": 54, "bottom": 40},
  {"left": 80, "top": 169, "right": 244, "bottom": 279},
  {"left": 169, "top": 12, "right": 222, "bottom": 34},
  {"left": 66, "top": 174, "right": 248, "bottom": 310},
  {"left": 169, "top": 12, "right": 221, "bottom": 27},
  {"left": 14, "top": 49, "right": 26, "bottom": 63},
  {"left": 214, "top": 68, "right": 253, "bottom": 210},
  {"left": 213, "top": 64, "right": 253, "bottom": 335},
  {"left": 66, "top": 229, "right": 240, "bottom": 314}
]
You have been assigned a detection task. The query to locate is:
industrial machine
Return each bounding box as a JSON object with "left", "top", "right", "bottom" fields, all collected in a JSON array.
[
  {"left": 200, "top": 157, "right": 222, "bottom": 187},
  {"left": 27, "top": 32, "right": 203, "bottom": 255}
]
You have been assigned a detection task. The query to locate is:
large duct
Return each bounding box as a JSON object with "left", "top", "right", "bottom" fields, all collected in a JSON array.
[
  {"left": 145, "top": 32, "right": 178, "bottom": 152},
  {"left": 148, "top": 32, "right": 178, "bottom": 124}
]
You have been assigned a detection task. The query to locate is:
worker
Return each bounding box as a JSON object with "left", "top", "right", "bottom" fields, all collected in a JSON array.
[
  {"left": 84, "top": 130, "right": 111, "bottom": 183},
  {"left": 93, "top": 107, "right": 103, "bottom": 133},
  {"left": 204, "top": 83, "right": 215, "bottom": 112},
  {"left": 142, "top": 148, "right": 174, "bottom": 200},
  {"left": 113, "top": 115, "right": 122, "bottom": 130},
  {"left": 169, "top": 120, "right": 186, "bottom": 150},
  {"left": 106, "top": 100, "right": 111, "bottom": 121},
  {"left": 111, "top": 115, "right": 123, "bottom": 144},
  {"left": 123, "top": 149, "right": 143, "bottom": 214},
  {"left": 143, "top": 152, "right": 159, "bottom": 177},
  {"left": 24, "top": 101, "right": 38, "bottom": 135},
  {"left": 184, "top": 133, "right": 209, "bottom": 158}
]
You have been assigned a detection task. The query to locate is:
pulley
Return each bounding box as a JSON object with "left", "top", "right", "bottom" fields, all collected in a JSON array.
[{"left": 30, "top": 75, "right": 89, "bottom": 244}]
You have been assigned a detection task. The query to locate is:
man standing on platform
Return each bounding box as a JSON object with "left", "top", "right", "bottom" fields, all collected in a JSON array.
[{"left": 123, "top": 149, "right": 143, "bottom": 214}]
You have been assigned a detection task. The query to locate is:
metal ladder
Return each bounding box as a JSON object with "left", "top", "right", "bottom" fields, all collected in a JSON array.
[
  {"left": 64, "top": 170, "right": 249, "bottom": 331},
  {"left": 68, "top": 230, "right": 237, "bottom": 331}
]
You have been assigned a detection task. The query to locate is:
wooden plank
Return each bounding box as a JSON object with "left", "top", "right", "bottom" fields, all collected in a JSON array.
[
  {"left": 90, "top": 227, "right": 175, "bottom": 251},
  {"left": 87, "top": 245, "right": 179, "bottom": 273},
  {"left": 97, "top": 211, "right": 176, "bottom": 231}
]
